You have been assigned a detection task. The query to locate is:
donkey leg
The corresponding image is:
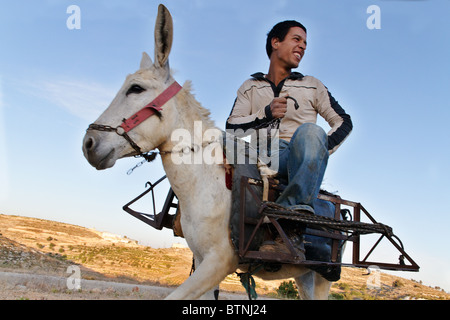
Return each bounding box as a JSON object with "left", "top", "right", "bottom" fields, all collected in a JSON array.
[
  {"left": 195, "top": 254, "right": 220, "bottom": 300},
  {"left": 165, "top": 251, "right": 237, "bottom": 300},
  {"left": 295, "top": 271, "right": 331, "bottom": 300},
  {"left": 198, "top": 286, "right": 220, "bottom": 300},
  {"left": 191, "top": 254, "right": 221, "bottom": 300}
]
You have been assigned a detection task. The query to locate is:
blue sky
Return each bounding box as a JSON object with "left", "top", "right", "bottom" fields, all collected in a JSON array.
[{"left": 1, "top": 0, "right": 449, "bottom": 292}]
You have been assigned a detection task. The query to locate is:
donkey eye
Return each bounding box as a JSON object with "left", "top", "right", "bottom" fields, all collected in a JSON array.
[{"left": 126, "top": 84, "right": 146, "bottom": 96}]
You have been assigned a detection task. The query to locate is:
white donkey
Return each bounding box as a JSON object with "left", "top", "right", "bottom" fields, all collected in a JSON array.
[{"left": 83, "top": 4, "right": 332, "bottom": 300}]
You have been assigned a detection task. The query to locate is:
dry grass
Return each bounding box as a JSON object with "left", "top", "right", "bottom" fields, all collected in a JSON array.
[{"left": 1, "top": 213, "right": 448, "bottom": 300}]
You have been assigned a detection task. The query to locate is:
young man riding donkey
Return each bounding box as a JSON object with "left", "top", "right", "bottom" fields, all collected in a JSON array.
[
  {"left": 83, "top": 5, "right": 352, "bottom": 299},
  {"left": 226, "top": 20, "right": 352, "bottom": 261}
]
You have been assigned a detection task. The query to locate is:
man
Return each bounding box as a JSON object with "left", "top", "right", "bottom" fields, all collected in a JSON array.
[{"left": 226, "top": 20, "right": 352, "bottom": 215}]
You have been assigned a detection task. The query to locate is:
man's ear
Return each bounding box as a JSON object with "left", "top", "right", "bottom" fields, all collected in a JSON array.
[{"left": 271, "top": 37, "right": 280, "bottom": 51}]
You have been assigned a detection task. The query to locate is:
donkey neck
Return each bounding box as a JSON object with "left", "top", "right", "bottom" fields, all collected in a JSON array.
[
  {"left": 159, "top": 138, "right": 223, "bottom": 206},
  {"left": 157, "top": 85, "right": 223, "bottom": 200},
  {"left": 159, "top": 83, "right": 217, "bottom": 156}
]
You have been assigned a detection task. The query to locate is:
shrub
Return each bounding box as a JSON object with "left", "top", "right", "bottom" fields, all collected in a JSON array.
[
  {"left": 329, "top": 292, "right": 345, "bottom": 300},
  {"left": 276, "top": 281, "right": 299, "bottom": 299},
  {"left": 392, "top": 280, "right": 404, "bottom": 288},
  {"left": 338, "top": 282, "right": 350, "bottom": 290}
]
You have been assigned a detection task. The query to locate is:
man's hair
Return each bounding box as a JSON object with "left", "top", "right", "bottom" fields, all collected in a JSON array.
[{"left": 266, "top": 20, "right": 307, "bottom": 58}]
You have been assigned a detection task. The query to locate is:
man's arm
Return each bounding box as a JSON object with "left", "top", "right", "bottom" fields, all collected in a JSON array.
[
  {"left": 226, "top": 80, "right": 276, "bottom": 133},
  {"left": 315, "top": 82, "right": 353, "bottom": 154}
]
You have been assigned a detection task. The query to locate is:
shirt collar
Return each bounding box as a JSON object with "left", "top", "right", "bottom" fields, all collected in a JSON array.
[{"left": 251, "top": 71, "right": 304, "bottom": 81}]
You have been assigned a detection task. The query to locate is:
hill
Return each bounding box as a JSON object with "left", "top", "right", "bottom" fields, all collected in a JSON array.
[{"left": 0, "top": 213, "right": 448, "bottom": 300}]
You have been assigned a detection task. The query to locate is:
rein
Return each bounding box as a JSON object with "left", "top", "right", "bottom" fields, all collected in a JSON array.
[{"left": 86, "top": 81, "right": 183, "bottom": 165}]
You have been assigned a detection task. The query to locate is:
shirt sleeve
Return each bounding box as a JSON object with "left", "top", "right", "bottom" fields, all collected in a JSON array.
[
  {"left": 314, "top": 80, "right": 353, "bottom": 154},
  {"left": 225, "top": 80, "right": 274, "bottom": 133}
]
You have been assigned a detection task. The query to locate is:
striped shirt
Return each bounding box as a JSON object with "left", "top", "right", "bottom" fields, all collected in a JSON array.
[{"left": 226, "top": 72, "right": 352, "bottom": 154}]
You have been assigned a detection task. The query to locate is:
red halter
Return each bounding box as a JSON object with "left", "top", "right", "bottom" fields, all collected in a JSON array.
[
  {"left": 87, "top": 81, "right": 183, "bottom": 159},
  {"left": 120, "top": 81, "right": 182, "bottom": 132}
]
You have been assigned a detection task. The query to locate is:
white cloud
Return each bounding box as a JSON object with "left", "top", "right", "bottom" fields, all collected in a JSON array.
[{"left": 28, "top": 77, "right": 118, "bottom": 122}]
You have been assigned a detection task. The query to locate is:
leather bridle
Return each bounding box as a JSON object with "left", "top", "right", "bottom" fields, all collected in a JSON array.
[{"left": 86, "top": 81, "right": 183, "bottom": 161}]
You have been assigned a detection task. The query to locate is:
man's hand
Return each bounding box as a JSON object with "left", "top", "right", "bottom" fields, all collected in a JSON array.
[{"left": 270, "top": 96, "right": 288, "bottom": 119}]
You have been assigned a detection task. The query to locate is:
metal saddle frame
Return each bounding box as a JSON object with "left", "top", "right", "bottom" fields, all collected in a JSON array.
[{"left": 122, "top": 175, "right": 419, "bottom": 273}]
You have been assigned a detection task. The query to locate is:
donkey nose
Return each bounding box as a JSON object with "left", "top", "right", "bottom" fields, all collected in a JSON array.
[{"left": 83, "top": 135, "right": 95, "bottom": 153}]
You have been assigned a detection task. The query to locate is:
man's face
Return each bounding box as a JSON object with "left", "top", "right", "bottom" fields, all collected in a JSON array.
[{"left": 272, "top": 27, "right": 307, "bottom": 69}]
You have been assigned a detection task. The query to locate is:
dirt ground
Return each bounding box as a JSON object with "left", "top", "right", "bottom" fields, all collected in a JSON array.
[
  {"left": 0, "top": 270, "right": 254, "bottom": 300},
  {"left": 1, "top": 214, "right": 448, "bottom": 300}
]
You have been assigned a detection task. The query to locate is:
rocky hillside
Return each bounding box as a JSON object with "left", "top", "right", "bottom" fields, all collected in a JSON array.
[{"left": 0, "top": 213, "right": 448, "bottom": 300}]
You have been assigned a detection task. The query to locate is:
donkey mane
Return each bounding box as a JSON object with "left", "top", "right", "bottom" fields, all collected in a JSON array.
[{"left": 177, "top": 80, "right": 216, "bottom": 130}]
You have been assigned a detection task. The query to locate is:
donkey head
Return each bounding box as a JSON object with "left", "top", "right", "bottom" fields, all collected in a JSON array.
[{"left": 83, "top": 5, "right": 180, "bottom": 170}]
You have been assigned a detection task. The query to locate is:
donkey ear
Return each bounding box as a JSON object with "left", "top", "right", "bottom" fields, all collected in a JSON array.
[
  {"left": 140, "top": 52, "right": 153, "bottom": 70},
  {"left": 154, "top": 4, "right": 173, "bottom": 70}
]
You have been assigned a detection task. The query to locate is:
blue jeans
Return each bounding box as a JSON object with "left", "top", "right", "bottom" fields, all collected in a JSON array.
[{"left": 276, "top": 123, "right": 329, "bottom": 214}]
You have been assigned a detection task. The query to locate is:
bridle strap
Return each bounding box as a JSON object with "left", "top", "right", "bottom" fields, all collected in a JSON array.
[
  {"left": 120, "top": 81, "right": 182, "bottom": 133},
  {"left": 87, "top": 81, "right": 182, "bottom": 158}
]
